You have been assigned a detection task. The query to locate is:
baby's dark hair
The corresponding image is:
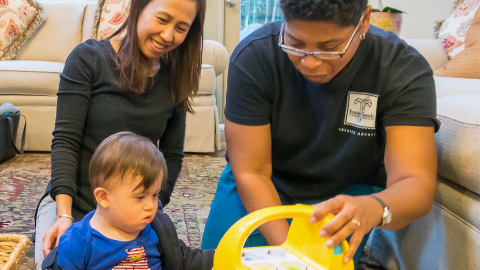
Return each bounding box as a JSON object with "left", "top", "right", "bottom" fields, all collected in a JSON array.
[
  {"left": 89, "top": 131, "right": 168, "bottom": 193},
  {"left": 280, "top": 0, "right": 368, "bottom": 27}
]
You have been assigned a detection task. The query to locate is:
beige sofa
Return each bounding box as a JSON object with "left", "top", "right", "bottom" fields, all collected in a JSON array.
[
  {"left": 0, "top": 0, "right": 229, "bottom": 153},
  {"left": 368, "top": 39, "right": 480, "bottom": 269}
]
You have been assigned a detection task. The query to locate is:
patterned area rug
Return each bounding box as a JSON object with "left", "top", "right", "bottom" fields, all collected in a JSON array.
[{"left": 0, "top": 152, "right": 386, "bottom": 269}]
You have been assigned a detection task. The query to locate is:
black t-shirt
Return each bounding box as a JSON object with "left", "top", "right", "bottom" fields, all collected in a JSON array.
[
  {"left": 225, "top": 23, "right": 440, "bottom": 200},
  {"left": 46, "top": 39, "right": 185, "bottom": 221}
]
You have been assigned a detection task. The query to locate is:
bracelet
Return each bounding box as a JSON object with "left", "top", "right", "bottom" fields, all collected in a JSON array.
[{"left": 58, "top": 214, "right": 75, "bottom": 222}]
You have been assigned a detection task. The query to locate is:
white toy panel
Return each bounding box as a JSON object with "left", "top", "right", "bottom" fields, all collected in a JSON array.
[{"left": 241, "top": 247, "right": 326, "bottom": 270}]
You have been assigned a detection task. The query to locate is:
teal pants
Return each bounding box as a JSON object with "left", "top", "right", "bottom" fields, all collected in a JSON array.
[{"left": 202, "top": 163, "right": 383, "bottom": 268}]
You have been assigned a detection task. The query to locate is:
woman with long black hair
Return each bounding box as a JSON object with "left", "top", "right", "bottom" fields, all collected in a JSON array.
[{"left": 34, "top": 0, "right": 206, "bottom": 268}]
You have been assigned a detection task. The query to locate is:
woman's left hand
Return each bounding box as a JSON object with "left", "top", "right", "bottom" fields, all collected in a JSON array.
[{"left": 309, "top": 195, "right": 384, "bottom": 264}]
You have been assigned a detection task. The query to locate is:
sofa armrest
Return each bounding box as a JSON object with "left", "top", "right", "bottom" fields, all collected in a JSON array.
[
  {"left": 405, "top": 39, "right": 449, "bottom": 71},
  {"left": 434, "top": 77, "right": 480, "bottom": 97},
  {"left": 202, "top": 40, "right": 229, "bottom": 76}
]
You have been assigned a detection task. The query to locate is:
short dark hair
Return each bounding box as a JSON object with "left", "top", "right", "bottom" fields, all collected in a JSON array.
[
  {"left": 89, "top": 132, "right": 168, "bottom": 193},
  {"left": 280, "top": 0, "right": 368, "bottom": 27}
]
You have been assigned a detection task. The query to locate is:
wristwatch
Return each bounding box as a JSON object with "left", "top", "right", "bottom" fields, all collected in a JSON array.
[{"left": 370, "top": 195, "right": 392, "bottom": 227}]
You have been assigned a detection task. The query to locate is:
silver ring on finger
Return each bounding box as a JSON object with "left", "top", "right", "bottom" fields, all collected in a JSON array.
[{"left": 351, "top": 218, "right": 361, "bottom": 229}]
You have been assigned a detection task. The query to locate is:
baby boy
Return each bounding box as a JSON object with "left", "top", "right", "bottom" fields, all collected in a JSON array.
[{"left": 42, "top": 131, "right": 214, "bottom": 270}]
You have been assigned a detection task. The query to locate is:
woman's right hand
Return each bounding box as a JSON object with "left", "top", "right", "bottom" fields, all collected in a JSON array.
[
  {"left": 43, "top": 194, "right": 74, "bottom": 257},
  {"left": 43, "top": 217, "right": 73, "bottom": 257}
]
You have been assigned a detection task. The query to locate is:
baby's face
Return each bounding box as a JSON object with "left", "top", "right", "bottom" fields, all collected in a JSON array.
[{"left": 107, "top": 174, "right": 162, "bottom": 233}]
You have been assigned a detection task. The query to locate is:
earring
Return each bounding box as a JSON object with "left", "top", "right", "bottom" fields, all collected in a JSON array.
[{"left": 360, "top": 33, "right": 366, "bottom": 40}]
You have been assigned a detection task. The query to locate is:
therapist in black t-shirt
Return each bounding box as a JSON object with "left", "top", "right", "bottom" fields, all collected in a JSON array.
[
  {"left": 34, "top": 0, "right": 206, "bottom": 269},
  {"left": 202, "top": 0, "right": 439, "bottom": 267}
]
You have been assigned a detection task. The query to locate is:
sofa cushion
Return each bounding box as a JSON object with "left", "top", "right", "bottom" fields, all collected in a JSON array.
[
  {"left": 0, "top": 60, "right": 62, "bottom": 96},
  {"left": 0, "top": 0, "right": 47, "bottom": 61},
  {"left": 435, "top": 5, "right": 480, "bottom": 79},
  {"left": 185, "top": 105, "right": 219, "bottom": 153},
  {"left": 82, "top": 2, "right": 98, "bottom": 43},
  {"left": 406, "top": 39, "right": 449, "bottom": 71},
  {"left": 0, "top": 100, "right": 56, "bottom": 151},
  {"left": 15, "top": 0, "right": 86, "bottom": 63},
  {"left": 436, "top": 175, "right": 480, "bottom": 230},
  {"left": 91, "top": 0, "right": 129, "bottom": 40},
  {"left": 202, "top": 40, "right": 229, "bottom": 76},
  {"left": 433, "top": 0, "right": 464, "bottom": 39},
  {"left": 0, "top": 95, "right": 57, "bottom": 106},
  {"left": 437, "top": 0, "right": 480, "bottom": 59},
  {"left": 369, "top": 200, "right": 480, "bottom": 270},
  {"left": 199, "top": 64, "right": 216, "bottom": 95},
  {"left": 191, "top": 95, "right": 216, "bottom": 107},
  {"left": 435, "top": 76, "right": 480, "bottom": 97},
  {"left": 436, "top": 94, "right": 480, "bottom": 194}
]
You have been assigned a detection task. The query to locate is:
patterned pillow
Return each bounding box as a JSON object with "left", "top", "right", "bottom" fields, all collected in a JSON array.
[
  {"left": 435, "top": 6, "right": 480, "bottom": 79},
  {"left": 438, "top": 0, "right": 480, "bottom": 59},
  {"left": 0, "top": 0, "right": 47, "bottom": 61},
  {"left": 91, "top": 0, "right": 129, "bottom": 40},
  {"left": 434, "top": 0, "right": 464, "bottom": 38}
]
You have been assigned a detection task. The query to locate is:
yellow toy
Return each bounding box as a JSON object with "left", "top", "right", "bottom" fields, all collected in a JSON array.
[{"left": 213, "top": 204, "right": 354, "bottom": 270}]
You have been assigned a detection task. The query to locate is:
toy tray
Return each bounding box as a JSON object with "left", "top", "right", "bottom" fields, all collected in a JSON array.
[{"left": 241, "top": 247, "right": 326, "bottom": 270}]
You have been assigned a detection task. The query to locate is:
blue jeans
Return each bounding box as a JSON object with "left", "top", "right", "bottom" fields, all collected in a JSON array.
[{"left": 202, "top": 163, "right": 383, "bottom": 268}]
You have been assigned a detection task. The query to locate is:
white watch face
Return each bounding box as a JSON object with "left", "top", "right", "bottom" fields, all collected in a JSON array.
[{"left": 383, "top": 209, "right": 392, "bottom": 226}]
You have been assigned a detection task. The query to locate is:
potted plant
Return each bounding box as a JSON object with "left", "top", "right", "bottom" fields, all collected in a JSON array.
[{"left": 370, "top": 0, "right": 406, "bottom": 35}]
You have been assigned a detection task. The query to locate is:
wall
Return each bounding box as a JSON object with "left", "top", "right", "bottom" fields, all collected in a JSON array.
[
  {"left": 204, "top": 0, "right": 225, "bottom": 42},
  {"left": 368, "top": 0, "right": 454, "bottom": 39},
  {"left": 204, "top": 0, "right": 225, "bottom": 122}
]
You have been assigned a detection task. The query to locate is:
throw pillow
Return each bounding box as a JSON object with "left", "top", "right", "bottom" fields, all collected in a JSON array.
[
  {"left": 434, "top": 0, "right": 464, "bottom": 38},
  {"left": 434, "top": 6, "right": 480, "bottom": 79},
  {"left": 91, "top": 0, "right": 129, "bottom": 40},
  {"left": 0, "top": 0, "right": 47, "bottom": 61},
  {"left": 437, "top": 0, "right": 480, "bottom": 59}
]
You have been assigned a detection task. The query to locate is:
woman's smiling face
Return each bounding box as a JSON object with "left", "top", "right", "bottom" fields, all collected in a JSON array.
[{"left": 136, "top": 0, "right": 197, "bottom": 60}]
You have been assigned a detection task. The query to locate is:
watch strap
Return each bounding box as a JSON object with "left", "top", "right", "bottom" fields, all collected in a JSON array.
[
  {"left": 370, "top": 195, "right": 387, "bottom": 209},
  {"left": 370, "top": 195, "right": 389, "bottom": 226}
]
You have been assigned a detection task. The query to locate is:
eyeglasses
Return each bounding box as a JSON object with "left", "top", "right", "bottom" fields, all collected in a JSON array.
[{"left": 278, "top": 14, "right": 364, "bottom": 60}]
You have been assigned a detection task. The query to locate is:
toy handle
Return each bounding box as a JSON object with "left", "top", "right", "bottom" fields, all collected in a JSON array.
[{"left": 214, "top": 204, "right": 329, "bottom": 270}]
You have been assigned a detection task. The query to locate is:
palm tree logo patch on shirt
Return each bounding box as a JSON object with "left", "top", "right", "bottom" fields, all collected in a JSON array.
[
  {"left": 113, "top": 246, "right": 150, "bottom": 269},
  {"left": 344, "top": 91, "right": 379, "bottom": 130}
]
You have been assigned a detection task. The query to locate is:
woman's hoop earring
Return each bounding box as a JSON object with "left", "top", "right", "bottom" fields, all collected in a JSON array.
[{"left": 360, "top": 33, "right": 366, "bottom": 40}]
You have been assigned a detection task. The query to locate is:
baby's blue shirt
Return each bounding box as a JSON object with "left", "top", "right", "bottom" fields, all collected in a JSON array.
[{"left": 57, "top": 210, "right": 162, "bottom": 270}]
